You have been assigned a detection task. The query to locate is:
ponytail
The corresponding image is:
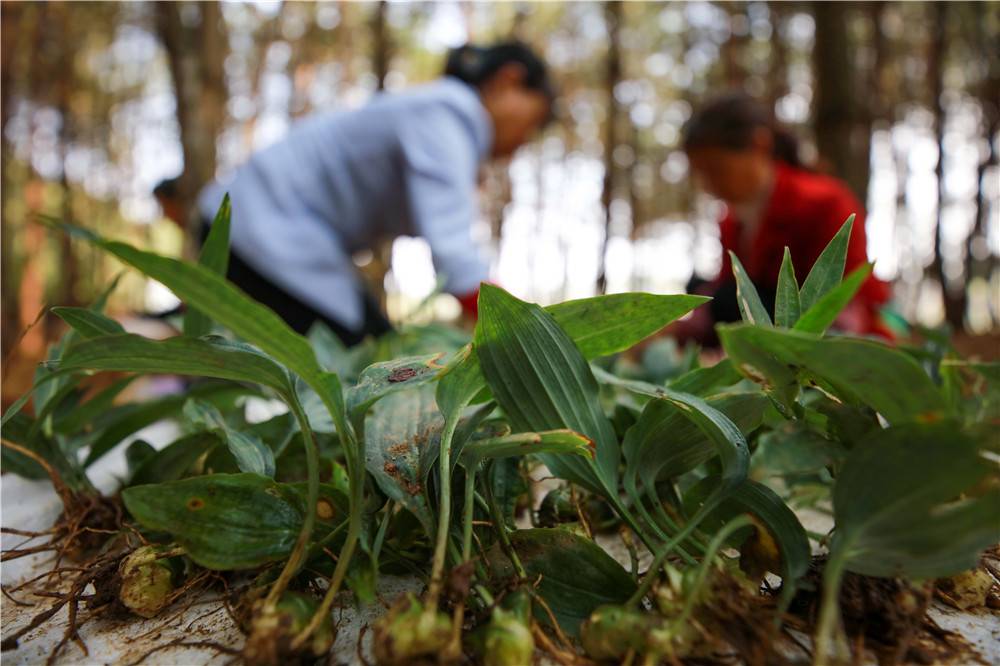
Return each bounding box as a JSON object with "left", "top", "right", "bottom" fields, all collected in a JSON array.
[
  {"left": 444, "top": 41, "right": 554, "bottom": 102},
  {"left": 683, "top": 91, "right": 803, "bottom": 168}
]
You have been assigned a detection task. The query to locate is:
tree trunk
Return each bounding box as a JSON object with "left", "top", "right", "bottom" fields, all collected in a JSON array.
[
  {"left": 371, "top": 1, "right": 390, "bottom": 91},
  {"left": 597, "top": 0, "right": 623, "bottom": 294},
  {"left": 927, "top": 2, "right": 965, "bottom": 330},
  {"left": 154, "top": 1, "right": 227, "bottom": 255},
  {"left": 811, "top": 1, "right": 870, "bottom": 202}
]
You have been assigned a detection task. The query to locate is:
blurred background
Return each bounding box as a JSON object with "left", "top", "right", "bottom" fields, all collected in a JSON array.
[{"left": 2, "top": 1, "right": 998, "bottom": 391}]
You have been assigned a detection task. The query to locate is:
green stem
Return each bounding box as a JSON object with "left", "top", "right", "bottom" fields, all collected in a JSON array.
[
  {"left": 426, "top": 412, "right": 460, "bottom": 606},
  {"left": 626, "top": 511, "right": 708, "bottom": 607},
  {"left": 292, "top": 413, "right": 366, "bottom": 651},
  {"left": 484, "top": 467, "right": 527, "bottom": 579},
  {"left": 674, "top": 515, "right": 751, "bottom": 627},
  {"left": 372, "top": 501, "right": 396, "bottom": 566},
  {"left": 461, "top": 467, "right": 477, "bottom": 562},
  {"left": 814, "top": 546, "right": 850, "bottom": 666},
  {"left": 264, "top": 394, "right": 320, "bottom": 608}
]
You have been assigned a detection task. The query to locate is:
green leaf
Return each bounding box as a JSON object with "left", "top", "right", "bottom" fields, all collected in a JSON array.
[
  {"left": 621, "top": 390, "right": 766, "bottom": 499},
  {"left": 83, "top": 383, "right": 250, "bottom": 466},
  {"left": 53, "top": 376, "right": 135, "bottom": 435},
  {"left": 729, "top": 251, "right": 772, "bottom": 326},
  {"left": 487, "top": 528, "right": 636, "bottom": 637},
  {"left": 831, "top": 423, "right": 999, "bottom": 579},
  {"left": 185, "top": 194, "right": 231, "bottom": 338},
  {"left": 347, "top": 354, "right": 445, "bottom": 420},
  {"left": 545, "top": 292, "right": 710, "bottom": 360},
  {"left": 122, "top": 473, "right": 346, "bottom": 570},
  {"left": 774, "top": 248, "right": 800, "bottom": 328},
  {"left": 51, "top": 307, "right": 125, "bottom": 338},
  {"left": 184, "top": 399, "right": 275, "bottom": 477},
  {"left": 667, "top": 359, "right": 741, "bottom": 397},
  {"left": 364, "top": 386, "right": 442, "bottom": 531},
  {"left": 460, "top": 429, "right": 594, "bottom": 467},
  {"left": 799, "top": 214, "right": 854, "bottom": 312},
  {"left": 717, "top": 325, "right": 948, "bottom": 424},
  {"left": 751, "top": 421, "right": 846, "bottom": 480},
  {"left": 130, "top": 432, "right": 220, "bottom": 486},
  {"left": 684, "top": 476, "right": 811, "bottom": 585},
  {"left": 475, "top": 284, "right": 618, "bottom": 496},
  {"left": 59, "top": 334, "right": 292, "bottom": 394},
  {"left": 54, "top": 223, "right": 332, "bottom": 403},
  {"left": 794, "top": 263, "right": 872, "bottom": 334}
]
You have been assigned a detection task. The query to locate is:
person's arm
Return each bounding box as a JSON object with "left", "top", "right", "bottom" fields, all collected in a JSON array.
[{"left": 400, "top": 105, "right": 489, "bottom": 318}]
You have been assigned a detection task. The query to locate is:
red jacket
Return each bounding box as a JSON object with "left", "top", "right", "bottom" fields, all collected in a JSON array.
[{"left": 714, "top": 163, "right": 891, "bottom": 337}]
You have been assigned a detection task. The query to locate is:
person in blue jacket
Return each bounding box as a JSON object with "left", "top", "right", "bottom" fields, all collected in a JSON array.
[{"left": 192, "top": 42, "right": 554, "bottom": 344}]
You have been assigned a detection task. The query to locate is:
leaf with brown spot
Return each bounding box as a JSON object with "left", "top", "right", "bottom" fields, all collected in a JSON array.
[{"left": 364, "top": 385, "right": 443, "bottom": 531}]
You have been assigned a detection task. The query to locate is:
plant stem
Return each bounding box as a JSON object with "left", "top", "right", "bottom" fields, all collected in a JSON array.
[
  {"left": 264, "top": 395, "right": 319, "bottom": 608},
  {"left": 484, "top": 467, "right": 528, "bottom": 579},
  {"left": 626, "top": 509, "right": 709, "bottom": 607},
  {"left": 372, "top": 501, "right": 396, "bottom": 566},
  {"left": 426, "top": 413, "right": 460, "bottom": 606},
  {"left": 674, "top": 515, "right": 751, "bottom": 626},
  {"left": 461, "top": 467, "right": 477, "bottom": 562},
  {"left": 814, "top": 546, "right": 850, "bottom": 666},
  {"left": 292, "top": 414, "right": 366, "bottom": 651}
]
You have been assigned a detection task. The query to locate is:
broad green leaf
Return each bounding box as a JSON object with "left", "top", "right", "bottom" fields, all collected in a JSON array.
[
  {"left": 53, "top": 376, "right": 135, "bottom": 435},
  {"left": 59, "top": 334, "right": 292, "bottom": 395},
  {"left": 51, "top": 307, "right": 125, "bottom": 338},
  {"left": 545, "top": 292, "right": 710, "bottom": 360},
  {"left": 684, "top": 476, "right": 810, "bottom": 585},
  {"left": 667, "top": 359, "right": 741, "bottom": 397},
  {"left": 185, "top": 194, "right": 231, "bottom": 338},
  {"left": 717, "top": 325, "right": 948, "bottom": 424},
  {"left": 184, "top": 399, "right": 275, "bottom": 477},
  {"left": 831, "top": 423, "right": 1000, "bottom": 579},
  {"left": 794, "top": 263, "right": 871, "bottom": 334},
  {"left": 460, "top": 429, "right": 594, "bottom": 467},
  {"left": 0, "top": 412, "right": 88, "bottom": 487},
  {"left": 774, "top": 247, "right": 800, "bottom": 328},
  {"left": 729, "top": 252, "right": 772, "bottom": 326},
  {"left": 364, "top": 386, "right": 442, "bottom": 531},
  {"left": 347, "top": 354, "right": 445, "bottom": 419},
  {"left": 122, "top": 473, "right": 346, "bottom": 570},
  {"left": 751, "top": 421, "right": 846, "bottom": 480},
  {"left": 52, "top": 223, "right": 344, "bottom": 432},
  {"left": 130, "top": 432, "right": 220, "bottom": 486},
  {"left": 475, "top": 284, "right": 618, "bottom": 496},
  {"left": 799, "top": 215, "right": 854, "bottom": 312},
  {"left": 621, "top": 391, "right": 766, "bottom": 500},
  {"left": 487, "top": 528, "right": 636, "bottom": 636},
  {"left": 83, "top": 383, "right": 250, "bottom": 466}
]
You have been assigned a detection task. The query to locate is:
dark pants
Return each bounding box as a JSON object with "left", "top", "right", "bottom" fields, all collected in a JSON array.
[{"left": 200, "top": 224, "right": 392, "bottom": 346}]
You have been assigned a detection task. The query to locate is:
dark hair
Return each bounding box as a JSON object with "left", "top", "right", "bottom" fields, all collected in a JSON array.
[
  {"left": 153, "top": 176, "right": 181, "bottom": 200},
  {"left": 682, "top": 92, "right": 802, "bottom": 168},
  {"left": 445, "top": 41, "right": 555, "bottom": 103}
]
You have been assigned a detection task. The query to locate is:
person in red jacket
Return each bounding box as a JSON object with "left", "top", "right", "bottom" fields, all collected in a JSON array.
[{"left": 676, "top": 92, "right": 891, "bottom": 344}]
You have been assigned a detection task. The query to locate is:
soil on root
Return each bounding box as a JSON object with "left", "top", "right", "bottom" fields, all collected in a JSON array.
[{"left": 788, "top": 558, "right": 984, "bottom": 666}]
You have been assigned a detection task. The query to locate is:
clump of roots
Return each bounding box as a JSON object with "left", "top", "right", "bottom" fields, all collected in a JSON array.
[{"left": 789, "top": 557, "right": 981, "bottom": 665}]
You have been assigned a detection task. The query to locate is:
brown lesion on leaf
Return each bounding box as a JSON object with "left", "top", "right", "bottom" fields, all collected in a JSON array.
[
  {"left": 186, "top": 497, "right": 205, "bottom": 511},
  {"left": 316, "top": 499, "right": 335, "bottom": 520},
  {"left": 382, "top": 461, "right": 422, "bottom": 495},
  {"left": 388, "top": 367, "right": 418, "bottom": 383},
  {"left": 387, "top": 441, "right": 411, "bottom": 456}
]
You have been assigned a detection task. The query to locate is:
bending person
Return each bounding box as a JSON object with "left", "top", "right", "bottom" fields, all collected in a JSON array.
[
  {"left": 196, "top": 42, "right": 554, "bottom": 344},
  {"left": 676, "top": 92, "right": 891, "bottom": 344}
]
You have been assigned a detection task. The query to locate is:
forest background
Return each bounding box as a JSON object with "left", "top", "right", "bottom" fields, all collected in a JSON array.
[{"left": 2, "top": 1, "right": 998, "bottom": 401}]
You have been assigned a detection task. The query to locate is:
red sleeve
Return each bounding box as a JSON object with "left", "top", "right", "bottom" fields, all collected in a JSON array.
[
  {"left": 813, "top": 189, "right": 890, "bottom": 309},
  {"left": 456, "top": 288, "right": 480, "bottom": 320}
]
